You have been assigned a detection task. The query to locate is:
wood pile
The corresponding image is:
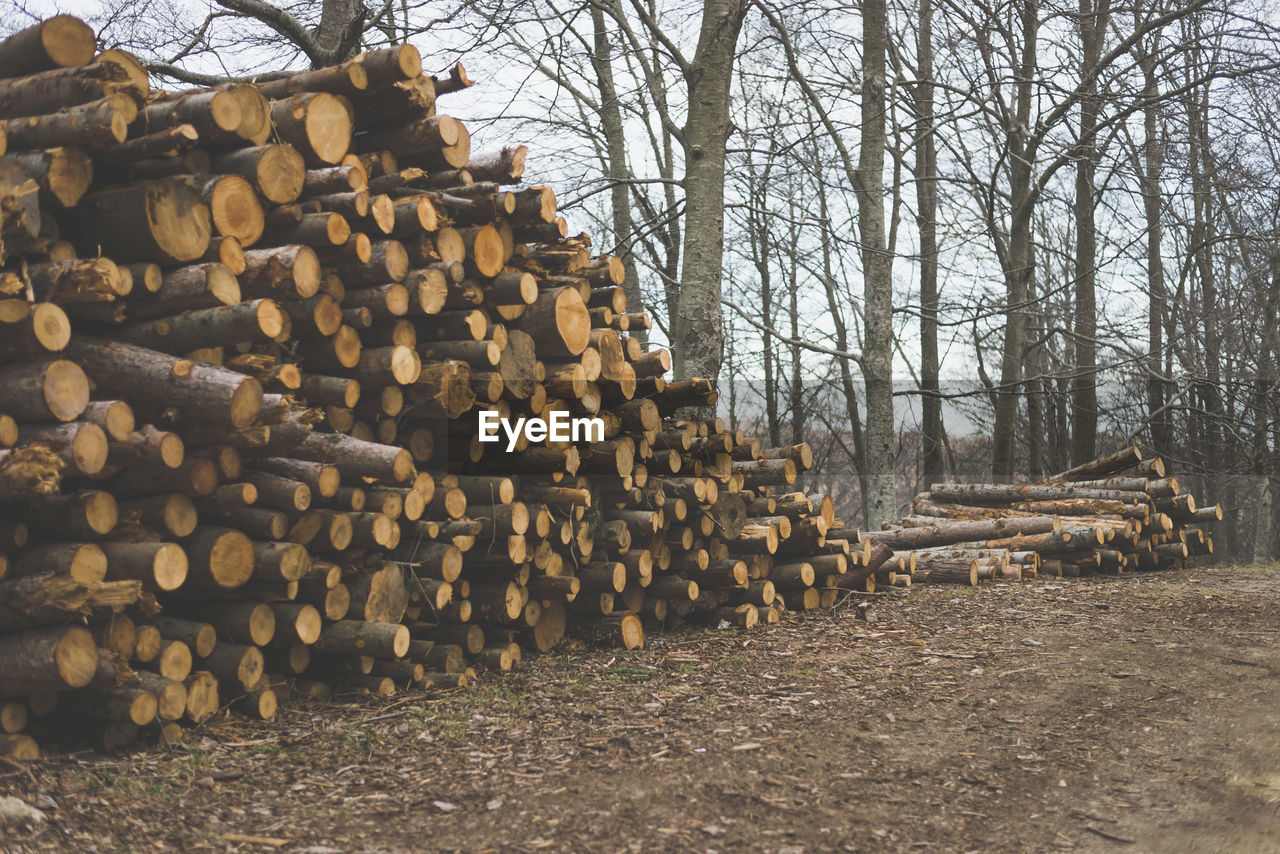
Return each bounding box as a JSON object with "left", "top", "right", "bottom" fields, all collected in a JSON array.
[
  {"left": 0, "top": 16, "right": 871, "bottom": 758},
  {"left": 865, "top": 447, "right": 1219, "bottom": 585}
]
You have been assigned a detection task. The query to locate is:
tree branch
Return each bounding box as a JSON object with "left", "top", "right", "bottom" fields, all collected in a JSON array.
[
  {"left": 146, "top": 62, "right": 292, "bottom": 85},
  {"left": 212, "top": 0, "right": 319, "bottom": 62}
]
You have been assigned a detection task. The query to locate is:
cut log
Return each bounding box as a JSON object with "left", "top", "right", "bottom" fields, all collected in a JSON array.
[
  {"left": 268, "top": 603, "right": 322, "bottom": 645},
  {"left": 240, "top": 245, "right": 321, "bottom": 299},
  {"left": 863, "top": 516, "right": 1061, "bottom": 550},
  {"left": 314, "top": 620, "right": 410, "bottom": 658},
  {"left": 130, "top": 262, "right": 240, "bottom": 319},
  {"left": 292, "top": 432, "right": 414, "bottom": 483},
  {"left": 139, "top": 88, "right": 242, "bottom": 138},
  {"left": 248, "top": 458, "right": 341, "bottom": 498},
  {"left": 29, "top": 489, "right": 118, "bottom": 537},
  {"left": 0, "top": 60, "right": 126, "bottom": 118},
  {"left": 212, "top": 144, "right": 306, "bottom": 204},
  {"left": 2, "top": 95, "right": 129, "bottom": 150},
  {"left": 0, "top": 358, "right": 89, "bottom": 422},
  {"left": 0, "top": 625, "right": 97, "bottom": 695},
  {"left": 99, "top": 543, "right": 188, "bottom": 591},
  {"left": 68, "top": 338, "right": 263, "bottom": 429},
  {"left": 150, "top": 617, "right": 216, "bottom": 658},
  {"left": 6, "top": 147, "right": 93, "bottom": 207},
  {"left": 16, "top": 420, "right": 107, "bottom": 475},
  {"left": 346, "top": 564, "right": 409, "bottom": 624},
  {"left": 78, "top": 180, "right": 212, "bottom": 264},
  {"left": 12, "top": 542, "right": 106, "bottom": 584},
  {"left": 270, "top": 93, "right": 352, "bottom": 165},
  {"left": 512, "top": 286, "right": 590, "bottom": 357},
  {"left": 120, "top": 493, "right": 198, "bottom": 538},
  {"left": 181, "top": 527, "right": 254, "bottom": 590},
  {"left": 198, "top": 174, "right": 264, "bottom": 245},
  {"left": 134, "top": 671, "right": 187, "bottom": 721},
  {"left": 358, "top": 114, "right": 469, "bottom": 169},
  {"left": 927, "top": 483, "right": 1148, "bottom": 505},
  {"left": 202, "top": 642, "right": 263, "bottom": 692},
  {"left": 912, "top": 559, "right": 979, "bottom": 585},
  {"left": 140, "top": 639, "right": 192, "bottom": 682},
  {"left": 0, "top": 16, "right": 96, "bottom": 77},
  {"left": 1047, "top": 446, "right": 1145, "bottom": 482},
  {"left": 81, "top": 399, "right": 135, "bottom": 442}
]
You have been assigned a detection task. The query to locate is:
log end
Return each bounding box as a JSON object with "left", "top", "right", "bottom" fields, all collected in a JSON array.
[
  {"left": 42, "top": 15, "right": 97, "bottom": 69},
  {"left": 58, "top": 625, "right": 99, "bottom": 689},
  {"left": 153, "top": 543, "right": 188, "bottom": 591},
  {"left": 229, "top": 376, "right": 264, "bottom": 430},
  {"left": 554, "top": 287, "right": 590, "bottom": 356},
  {"left": 307, "top": 93, "right": 354, "bottom": 165},
  {"left": 258, "top": 144, "right": 307, "bottom": 205},
  {"left": 44, "top": 359, "right": 91, "bottom": 422}
]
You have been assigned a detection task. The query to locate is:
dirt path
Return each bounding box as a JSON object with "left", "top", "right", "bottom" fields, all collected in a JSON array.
[{"left": 3, "top": 565, "right": 1278, "bottom": 853}]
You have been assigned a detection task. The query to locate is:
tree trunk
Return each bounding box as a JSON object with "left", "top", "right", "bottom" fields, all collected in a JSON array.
[
  {"left": 787, "top": 202, "right": 804, "bottom": 447},
  {"left": 671, "top": 0, "right": 746, "bottom": 392},
  {"left": 814, "top": 181, "right": 870, "bottom": 522},
  {"left": 1026, "top": 270, "right": 1045, "bottom": 479},
  {"left": 312, "top": 0, "right": 365, "bottom": 68},
  {"left": 992, "top": 0, "right": 1039, "bottom": 480},
  {"left": 590, "top": 6, "right": 645, "bottom": 331},
  {"left": 1252, "top": 251, "right": 1280, "bottom": 562},
  {"left": 915, "top": 0, "right": 944, "bottom": 486},
  {"left": 1138, "top": 41, "right": 1171, "bottom": 451},
  {"left": 752, "top": 186, "right": 779, "bottom": 447},
  {"left": 1070, "top": 0, "right": 1109, "bottom": 465},
  {"left": 858, "top": 0, "right": 895, "bottom": 527}
]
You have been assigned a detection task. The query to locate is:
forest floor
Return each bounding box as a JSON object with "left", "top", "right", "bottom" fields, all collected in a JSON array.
[{"left": 2, "top": 564, "right": 1279, "bottom": 853}]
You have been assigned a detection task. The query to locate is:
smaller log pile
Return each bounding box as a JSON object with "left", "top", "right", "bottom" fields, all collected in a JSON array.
[{"left": 863, "top": 446, "right": 1219, "bottom": 586}]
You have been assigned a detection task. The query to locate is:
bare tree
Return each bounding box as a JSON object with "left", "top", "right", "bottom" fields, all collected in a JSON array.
[
  {"left": 858, "top": 0, "right": 895, "bottom": 526},
  {"left": 913, "top": 0, "right": 945, "bottom": 487}
]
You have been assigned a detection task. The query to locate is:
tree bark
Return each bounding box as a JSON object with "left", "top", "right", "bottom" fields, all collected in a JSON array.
[
  {"left": 589, "top": 7, "right": 645, "bottom": 331},
  {"left": 312, "top": 0, "right": 366, "bottom": 67},
  {"left": 671, "top": 0, "right": 747, "bottom": 392},
  {"left": 858, "top": 0, "right": 895, "bottom": 527},
  {"left": 1137, "top": 41, "right": 1170, "bottom": 452},
  {"left": 991, "top": 0, "right": 1039, "bottom": 480},
  {"left": 1070, "top": 0, "right": 1110, "bottom": 465},
  {"left": 914, "top": 0, "right": 943, "bottom": 486}
]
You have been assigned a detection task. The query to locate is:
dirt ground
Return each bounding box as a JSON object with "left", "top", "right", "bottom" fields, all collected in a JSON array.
[{"left": 2, "top": 563, "right": 1278, "bottom": 853}]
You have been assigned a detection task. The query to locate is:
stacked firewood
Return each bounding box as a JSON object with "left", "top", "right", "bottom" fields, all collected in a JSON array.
[
  {"left": 864, "top": 447, "right": 1219, "bottom": 585},
  {"left": 0, "top": 16, "right": 873, "bottom": 758}
]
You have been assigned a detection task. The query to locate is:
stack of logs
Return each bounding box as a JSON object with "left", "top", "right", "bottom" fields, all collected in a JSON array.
[
  {"left": 0, "top": 16, "right": 870, "bottom": 758},
  {"left": 861, "top": 446, "right": 1220, "bottom": 586}
]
